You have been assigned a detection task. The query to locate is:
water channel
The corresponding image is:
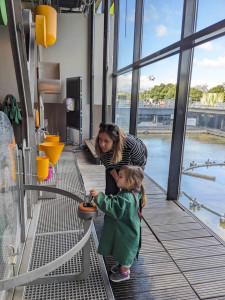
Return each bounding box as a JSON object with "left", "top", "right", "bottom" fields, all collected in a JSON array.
[{"left": 140, "top": 133, "right": 225, "bottom": 241}]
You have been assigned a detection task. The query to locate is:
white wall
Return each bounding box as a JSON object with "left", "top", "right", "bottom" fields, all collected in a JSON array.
[
  {"left": 41, "top": 13, "right": 89, "bottom": 141},
  {"left": 0, "top": 26, "right": 19, "bottom": 103}
]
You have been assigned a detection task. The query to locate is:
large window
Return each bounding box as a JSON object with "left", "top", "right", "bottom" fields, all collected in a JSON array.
[
  {"left": 118, "top": 0, "right": 136, "bottom": 69},
  {"left": 196, "top": 0, "right": 225, "bottom": 32},
  {"left": 142, "top": 0, "right": 183, "bottom": 58},
  {"left": 179, "top": 36, "right": 225, "bottom": 240},
  {"left": 137, "top": 55, "right": 179, "bottom": 189},
  {"left": 115, "top": 72, "right": 132, "bottom": 132}
]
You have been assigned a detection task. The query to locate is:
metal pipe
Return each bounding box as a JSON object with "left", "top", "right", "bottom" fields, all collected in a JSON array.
[
  {"left": 111, "top": 0, "right": 119, "bottom": 123},
  {"left": 101, "top": 0, "right": 110, "bottom": 123},
  {"left": 129, "top": 0, "right": 144, "bottom": 135},
  {"left": 167, "top": 0, "right": 198, "bottom": 200},
  {"left": 89, "top": 0, "right": 95, "bottom": 139}
]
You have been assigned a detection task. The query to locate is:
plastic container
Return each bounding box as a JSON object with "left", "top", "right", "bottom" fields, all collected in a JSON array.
[
  {"left": 36, "top": 156, "right": 49, "bottom": 182},
  {"left": 44, "top": 165, "right": 53, "bottom": 181},
  {"left": 39, "top": 142, "right": 64, "bottom": 165},
  {"left": 43, "top": 135, "right": 60, "bottom": 142}
]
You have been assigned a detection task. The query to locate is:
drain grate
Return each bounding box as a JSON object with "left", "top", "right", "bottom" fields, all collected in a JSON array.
[{"left": 36, "top": 197, "right": 80, "bottom": 233}]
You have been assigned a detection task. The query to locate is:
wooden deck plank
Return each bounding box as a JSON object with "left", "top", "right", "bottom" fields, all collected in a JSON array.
[
  {"left": 157, "top": 229, "right": 211, "bottom": 241},
  {"left": 176, "top": 255, "right": 225, "bottom": 272},
  {"left": 113, "top": 286, "right": 199, "bottom": 300},
  {"left": 152, "top": 222, "right": 203, "bottom": 233},
  {"left": 184, "top": 266, "right": 225, "bottom": 285},
  {"left": 143, "top": 210, "right": 189, "bottom": 220},
  {"left": 146, "top": 215, "right": 197, "bottom": 226},
  {"left": 110, "top": 273, "right": 189, "bottom": 293},
  {"left": 105, "top": 251, "right": 172, "bottom": 267},
  {"left": 162, "top": 237, "right": 221, "bottom": 250},
  {"left": 192, "top": 280, "right": 225, "bottom": 299},
  {"left": 169, "top": 245, "right": 225, "bottom": 260}
]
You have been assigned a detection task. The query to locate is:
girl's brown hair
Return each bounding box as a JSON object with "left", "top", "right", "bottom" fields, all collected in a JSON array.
[
  {"left": 119, "top": 165, "right": 146, "bottom": 207},
  {"left": 95, "top": 123, "right": 126, "bottom": 164}
]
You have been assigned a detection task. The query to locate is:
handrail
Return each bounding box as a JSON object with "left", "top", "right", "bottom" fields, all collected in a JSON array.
[{"left": 0, "top": 185, "right": 92, "bottom": 291}]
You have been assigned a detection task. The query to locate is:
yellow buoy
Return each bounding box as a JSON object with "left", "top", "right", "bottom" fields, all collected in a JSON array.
[
  {"left": 39, "top": 142, "right": 64, "bottom": 165},
  {"left": 43, "top": 135, "right": 60, "bottom": 142},
  {"left": 34, "top": 5, "right": 57, "bottom": 48},
  {"left": 36, "top": 156, "right": 49, "bottom": 182}
]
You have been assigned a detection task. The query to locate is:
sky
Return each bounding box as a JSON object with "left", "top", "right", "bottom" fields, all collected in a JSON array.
[{"left": 117, "top": 0, "right": 225, "bottom": 92}]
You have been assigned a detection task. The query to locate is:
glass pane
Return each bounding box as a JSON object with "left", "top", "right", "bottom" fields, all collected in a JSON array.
[
  {"left": 118, "top": 0, "right": 136, "bottom": 69},
  {"left": 137, "top": 54, "right": 179, "bottom": 190},
  {"left": 115, "top": 72, "right": 132, "bottom": 133},
  {"left": 197, "top": 0, "right": 225, "bottom": 32},
  {"left": 142, "top": 0, "right": 183, "bottom": 58},
  {"left": 96, "top": 2, "right": 103, "bottom": 14},
  {"left": 0, "top": 112, "right": 20, "bottom": 284},
  {"left": 180, "top": 36, "right": 225, "bottom": 241}
]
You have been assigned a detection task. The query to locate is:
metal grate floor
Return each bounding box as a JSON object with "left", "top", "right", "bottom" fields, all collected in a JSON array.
[
  {"left": 25, "top": 236, "right": 107, "bottom": 300},
  {"left": 23, "top": 152, "right": 110, "bottom": 300},
  {"left": 36, "top": 197, "right": 81, "bottom": 233}
]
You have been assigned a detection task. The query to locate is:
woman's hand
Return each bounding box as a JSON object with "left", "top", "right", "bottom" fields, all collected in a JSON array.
[{"left": 90, "top": 189, "right": 99, "bottom": 197}]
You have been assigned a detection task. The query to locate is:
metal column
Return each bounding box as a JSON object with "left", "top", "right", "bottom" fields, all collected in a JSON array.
[
  {"left": 112, "top": 0, "right": 119, "bottom": 123},
  {"left": 167, "top": 0, "right": 198, "bottom": 200},
  {"left": 101, "top": 0, "right": 110, "bottom": 123},
  {"left": 129, "top": 0, "right": 144, "bottom": 135},
  {"left": 89, "top": 1, "right": 95, "bottom": 139}
]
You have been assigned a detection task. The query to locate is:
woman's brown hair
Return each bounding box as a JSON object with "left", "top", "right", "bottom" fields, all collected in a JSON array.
[
  {"left": 95, "top": 123, "right": 126, "bottom": 164},
  {"left": 119, "top": 165, "right": 146, "bottom": 207}
]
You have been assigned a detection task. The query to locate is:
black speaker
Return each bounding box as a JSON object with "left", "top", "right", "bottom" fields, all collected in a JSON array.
[{"left": 66, "top": 77, "right": 82, "bottom": 130}]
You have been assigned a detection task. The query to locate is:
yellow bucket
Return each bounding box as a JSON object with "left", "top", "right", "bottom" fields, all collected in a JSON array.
[
  {"left": 34, "top": 5, "right": 57, "bottom": 47},
  {"left": 43, "top": 135, "right": 60, "bottom": 142},
  {"left": 39, "top": 142, "right": 64, "bottom": 165},
  {"left": 36, "top": 156, "right": 49, "bottom": 182}
]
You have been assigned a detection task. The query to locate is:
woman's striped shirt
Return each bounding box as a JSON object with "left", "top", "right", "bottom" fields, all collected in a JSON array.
[{"left": 100, "top": 134, "right": 147, "bottom": 170}]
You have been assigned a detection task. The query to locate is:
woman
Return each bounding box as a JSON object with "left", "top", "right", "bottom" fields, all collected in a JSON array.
[{"left": 95, "top": 123, "right": 148, "bottom": 195}]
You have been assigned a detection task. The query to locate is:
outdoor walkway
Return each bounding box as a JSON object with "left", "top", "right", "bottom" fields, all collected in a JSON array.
[{"left": 77, "top": 148, "right": 225, "bottom": 300}]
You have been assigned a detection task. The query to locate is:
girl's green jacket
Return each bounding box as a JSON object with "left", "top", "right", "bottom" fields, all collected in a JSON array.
[{"left": 94, "top": 190, "right": 142, "bottom": 266}]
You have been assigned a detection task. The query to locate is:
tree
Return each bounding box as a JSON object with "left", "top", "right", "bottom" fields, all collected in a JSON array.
[
  {"left": 208, "top": 85, "right": 225, "bottom": 93},
  {"left": 189, "top": 87, "right": 202, "bottom": 101}
]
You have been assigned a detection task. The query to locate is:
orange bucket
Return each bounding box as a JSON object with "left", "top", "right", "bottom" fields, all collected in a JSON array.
[
  {"left": 36, "top": 156, "right": 49, "bottom": 182},
  {"left": 43, "top": 135, "right": 60, "bottom": 142}
]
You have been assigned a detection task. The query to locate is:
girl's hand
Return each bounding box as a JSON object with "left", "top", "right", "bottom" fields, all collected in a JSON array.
[{"left": 90, "top": 189, "right": 99, "bottom": 197}]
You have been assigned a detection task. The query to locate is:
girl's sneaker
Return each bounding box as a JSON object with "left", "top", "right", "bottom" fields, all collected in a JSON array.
[
  {"left": 110, "top": 270, "right": 130, "bottom": 282},
  {"left": 110, "top": 264, "right": 121, "bottom": 274}
]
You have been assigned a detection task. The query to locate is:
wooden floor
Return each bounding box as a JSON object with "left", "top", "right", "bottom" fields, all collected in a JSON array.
[{"left": 76, "top": 149, "right": 225, "bottom": 300}]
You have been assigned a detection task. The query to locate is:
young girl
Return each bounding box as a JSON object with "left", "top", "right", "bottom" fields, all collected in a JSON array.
[
  {"left": 90, "top": 165, "right": 146, "bottom": 283},
  {"left": 95, "top": 123, "right": 148, "bottom": 196}
]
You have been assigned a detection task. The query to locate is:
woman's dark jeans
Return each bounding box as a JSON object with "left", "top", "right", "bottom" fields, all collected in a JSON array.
[{"left": 105, "top": 169, "right": 119, "bottom": 195}]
